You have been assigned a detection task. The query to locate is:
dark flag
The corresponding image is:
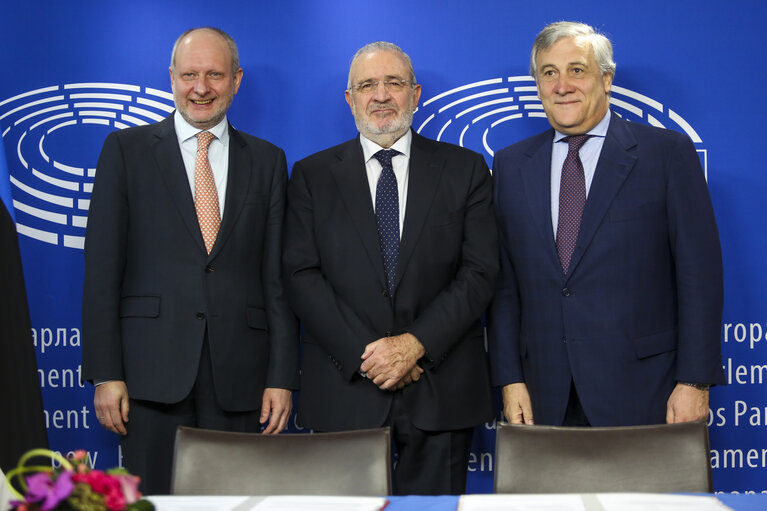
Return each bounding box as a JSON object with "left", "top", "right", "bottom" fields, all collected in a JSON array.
[{"left": 0, "top": 136, "right": 48, "bottom": 472}]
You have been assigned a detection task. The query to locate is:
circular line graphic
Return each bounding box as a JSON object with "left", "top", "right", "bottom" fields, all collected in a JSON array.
[
  {"left": 414, "top": 76, "right": 707, "bottom": 177},
  {"left": 0, "top": 83, "right": 175, "bottom": 249},
  {"left": 2, "top": 78, "right": 709, "bottom": 250}
]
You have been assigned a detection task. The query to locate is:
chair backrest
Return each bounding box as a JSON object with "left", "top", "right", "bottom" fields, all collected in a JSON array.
[
  {"left": 494, "top": 421, "right": 712, "bottom": 493},
  {"left": 171, "top": 426, "right": 391, "bottom": 496}
]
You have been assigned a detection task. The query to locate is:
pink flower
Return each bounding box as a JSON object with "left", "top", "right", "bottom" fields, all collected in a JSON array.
[
  {"left": 23, "top": 471, "right": 74, "bottom": 511},
  {"left": 116, "top": 474, "right": 142, "bottom": 505},
  {"left": 72, "top": 450, "right": 87, "bottom": 462},
  {"left": 85, "top": 470, "right": 119, "bottom": 495},
  {"left": 105, "top": 490, "right": 126, "bottom": 511}
]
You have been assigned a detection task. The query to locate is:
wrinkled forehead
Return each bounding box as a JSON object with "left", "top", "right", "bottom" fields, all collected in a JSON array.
[
  {"left": 350, "top": 50, "right": 411, "bottom": 82},
  {"left": 538, "top": 35, "right": 594, "bottom": 66}
]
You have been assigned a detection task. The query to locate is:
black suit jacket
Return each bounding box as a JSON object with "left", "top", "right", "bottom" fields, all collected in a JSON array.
[
  {"left": 82, "top": 114, "right": 298, "bottom": 411},
  {"left": 283, "top": 131, "right": 498, "bottom": 432}
]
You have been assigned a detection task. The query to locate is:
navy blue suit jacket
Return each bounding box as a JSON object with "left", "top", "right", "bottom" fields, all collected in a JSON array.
[{"left": 488, "top": 113, "right": 724, "bottom": 426}]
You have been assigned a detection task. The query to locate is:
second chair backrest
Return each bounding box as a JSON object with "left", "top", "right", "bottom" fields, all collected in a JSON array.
[
  {"left": 171, "top": 426, "right": 391, "bottom": 496},
  {"left": 494, "top": 421, "right": 712, "bottom": 493}
]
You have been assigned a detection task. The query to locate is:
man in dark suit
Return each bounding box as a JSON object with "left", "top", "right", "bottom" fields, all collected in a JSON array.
[
  {"left": 82, "top": 27, "right": 297, "bottom": 494},
  {"left": 283, "top": 42, "right": 498, "bottom": 495},
  {"left": 488, "top": 21, "right": 724, "bottom": 427}
]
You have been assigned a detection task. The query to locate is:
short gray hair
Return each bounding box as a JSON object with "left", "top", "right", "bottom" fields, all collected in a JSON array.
[
  {"left": 347, "top": 41, "right": 417, "bottom": 89},
  {"left": 530, "top": 21, "right": 616, "bottom": 79},
  {"left": 170, "top": 27, "right": 240, "bottom": 74}
]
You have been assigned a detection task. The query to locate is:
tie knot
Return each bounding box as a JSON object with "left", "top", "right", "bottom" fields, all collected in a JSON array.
[
  {"left": 374, "top": 149, "right": 399, "bottom": 169},
  {"left": 196, "top": 131, "right": 215, "bottom": 150},
  {"left": 563, "top": 134, "right": 591, "bottom": 153}
]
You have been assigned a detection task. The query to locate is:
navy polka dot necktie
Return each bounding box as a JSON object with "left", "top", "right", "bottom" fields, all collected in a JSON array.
[
  {"left": 374, "top": 149, "right": 400, "bottom": 296},
  {"left": 556, "top": 135, "right": 591, "bottom": 274}
]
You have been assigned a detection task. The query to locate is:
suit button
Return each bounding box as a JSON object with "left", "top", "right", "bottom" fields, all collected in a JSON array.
[
  {"left": 381, "top": 289, "right": 389, "bottom": 297},
  {"left": 196, "top": 312, "right": 205, "bottom": 320},
  {"left": 561, "top": 288, "right": 571, "bottom": 297},
  {"left": 205, "top": 265, "right": 214, "bottom": 273},
  {"left": 385, "top": 331, "right": 392, "bottom": 337}
]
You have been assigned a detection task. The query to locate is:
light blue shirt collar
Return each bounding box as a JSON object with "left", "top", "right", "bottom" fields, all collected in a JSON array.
[{"left": 553, "top": 109, "right": 611, "bottom": 143}]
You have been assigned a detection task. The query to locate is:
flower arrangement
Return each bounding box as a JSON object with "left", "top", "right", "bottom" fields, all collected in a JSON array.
[{"left": 5, "top": 449, "right": 154, "bottom": 511}]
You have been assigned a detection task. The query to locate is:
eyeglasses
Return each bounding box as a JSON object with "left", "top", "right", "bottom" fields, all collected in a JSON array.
[{"left": 349, "top": 79, "right": 413, "bottom": 95}]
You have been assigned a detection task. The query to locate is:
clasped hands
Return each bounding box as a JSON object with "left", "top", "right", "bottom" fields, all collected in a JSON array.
[{"left": 360, "top": 333, "right": 425, "bottom": 391}]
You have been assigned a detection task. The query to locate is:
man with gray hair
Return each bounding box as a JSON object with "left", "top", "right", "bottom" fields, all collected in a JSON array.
[
  {"left": 488, "top": 21, "right": 724, "bottom": 427},
  {"left": 82, "top": 27, "right": 298, "bottom": 493},
  {"left": 283, "top": 41, "right": 498, "bottom": 494}
]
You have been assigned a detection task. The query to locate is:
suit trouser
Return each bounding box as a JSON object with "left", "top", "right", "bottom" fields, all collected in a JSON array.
[
  {"left": 120, "top": 334, "right": 262, "bottom": 495},
  {"left": 563, "top": 379, "right": 591, "bottom": 427},
  {"left": 388, "top": 392, "right": 474, "bottom": 495}
]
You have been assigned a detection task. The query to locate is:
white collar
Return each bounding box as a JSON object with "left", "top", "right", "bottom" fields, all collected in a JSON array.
[
  {"left": 359, "top": 129, "right": 412, "bottom": 162},
  {"left": 173, "top": 110, "right": 229, "bottom": 144}
]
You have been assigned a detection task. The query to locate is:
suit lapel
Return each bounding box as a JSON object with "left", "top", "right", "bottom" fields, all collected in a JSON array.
[
  {"left": 519, "top": 130, "right": 562, "bottom": 275},
  {"left": 151, "top": 115, "right": 207, "bottom": 253},
  {"left": 566, "top": 114, "right": 637, "bottom": 279},
  {"left": 395, "top": 132, "right": 441, "bottom": 293},
  {"left": 331, "top": 138, "right": 388, "bottom": 289},
  {"left": 210, "top": 125, "right": 251, "bottom": 259}
]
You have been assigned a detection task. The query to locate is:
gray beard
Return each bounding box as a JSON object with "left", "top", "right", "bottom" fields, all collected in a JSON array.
[{"left": 353, "top": 100, "right": 414, "bottom": 148}]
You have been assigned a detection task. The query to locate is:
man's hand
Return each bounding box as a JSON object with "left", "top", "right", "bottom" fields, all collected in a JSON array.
[
  {"left": 360, "top": 333, "right": 425, "bottom": 390},
  {"left": 94, "top": 380, "right": 129, "bottom": 435},
  {"left": 666, "top": 383, "right": 709, "bottom": 423},
  {"left": 260, "top": 388, "right": 292, "bottom": 434},
  {"left": 502, "top": 382, "right": 534, "bottom": 425},
  {"left": 391, "top": 364, "right": 424, "bottom": 391}
]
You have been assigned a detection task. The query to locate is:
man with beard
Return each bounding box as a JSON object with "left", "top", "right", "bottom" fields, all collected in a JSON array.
[
  {"left": 283, "top": 41, "right": 498, "bottom": 495},
  {"left": 82, "top": 27, "right": 297, "bottom": 494}
]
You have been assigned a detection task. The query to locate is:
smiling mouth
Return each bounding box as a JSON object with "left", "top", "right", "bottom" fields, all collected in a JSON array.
[{"left": 191, "top": 99, "right": 214, "bottom": 105}]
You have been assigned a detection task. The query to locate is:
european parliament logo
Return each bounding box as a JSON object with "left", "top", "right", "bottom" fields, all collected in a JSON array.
[
  {"left": 0, "top": 83, "right": 174, "bottom": 249},
  {"left": 414, "top": 76, "right": 708, "bottom": 178}
]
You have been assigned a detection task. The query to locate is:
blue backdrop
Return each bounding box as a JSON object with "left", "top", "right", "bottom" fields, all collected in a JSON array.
[{"left": 1, "top": 0, "right": 765, "bottom": 494}]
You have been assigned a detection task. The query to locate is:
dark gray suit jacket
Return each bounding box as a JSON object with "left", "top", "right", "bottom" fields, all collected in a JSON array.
[{"left": 82, "top": 114, "right": 298, "bottom": 411}]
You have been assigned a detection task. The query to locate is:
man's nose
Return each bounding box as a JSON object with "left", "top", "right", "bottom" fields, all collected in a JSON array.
[
  {"left": 194, "top": 76, "right": 210, "bottom": 95},
  {"left": 553, "top": 75, "right": 575, "bottom": 95},
  {"left": 372, "top": 81, "right": 391, "bottom": 101}
]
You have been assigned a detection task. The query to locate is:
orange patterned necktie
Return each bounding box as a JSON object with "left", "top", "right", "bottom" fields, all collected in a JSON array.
[{"left": 194, "top": 131, "right": 220, "bottom": 253}]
